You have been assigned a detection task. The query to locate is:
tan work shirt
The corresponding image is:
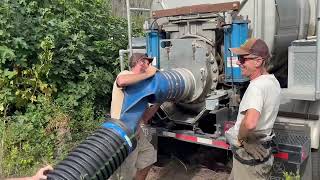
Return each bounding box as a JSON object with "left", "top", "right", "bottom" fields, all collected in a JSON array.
[{"left": 110, "top": 70, "right": 133, "bottom": 119}]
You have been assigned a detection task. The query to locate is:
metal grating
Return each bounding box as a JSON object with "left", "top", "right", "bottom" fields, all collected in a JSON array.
[
  {"left": 273, "top": 130, "right": 310, "bottom": 164},
  {"left": 292, "top": 52, "right": 316, "bottom": 85},
  {"left": 286, "top": 43, "right": 319, "bottom": 100},
  {"left": 275, "top": 133, "right": 309, "bottom": 146}
]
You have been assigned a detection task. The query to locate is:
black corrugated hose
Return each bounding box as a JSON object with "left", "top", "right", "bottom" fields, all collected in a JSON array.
[{"left": 46, "top": 118, "right": 137, "bottom": 180}]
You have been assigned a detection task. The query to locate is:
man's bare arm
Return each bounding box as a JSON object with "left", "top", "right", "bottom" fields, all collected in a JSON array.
[
  {"left": 141, "top": 104, "right": 161, "bottom": 124},
  {"left": 238, "top": 108, "right": 260, "bottom": 143},
  {"left": 117, "top": 66, "right": 157, "bottom": 87},
  {"left": 117, "top": 73, "right": 149, "bottom": 87}
]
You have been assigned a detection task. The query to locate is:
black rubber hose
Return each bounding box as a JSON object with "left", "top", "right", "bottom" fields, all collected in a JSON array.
[{"left": 47, "top": 119, "right": 137, "bottom": 180}]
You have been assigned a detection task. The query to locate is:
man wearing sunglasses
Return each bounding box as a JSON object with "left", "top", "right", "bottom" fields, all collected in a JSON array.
[
  {"left": 109, "top": 53, "right": 159, "bottom": 180},
  {"left": 226, "top": 38, "right": 281, "bottom": 180}
]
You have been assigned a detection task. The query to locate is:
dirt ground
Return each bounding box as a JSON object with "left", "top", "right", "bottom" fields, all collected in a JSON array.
[
  {"left": 140, "top": 132, "right": 234, "bottom": 180},
  {"left": 145, "top": 138, "right": 232, "bottom": 180},
  {"left": 146, "top": 160, "right": 230, "bottom": 180}
]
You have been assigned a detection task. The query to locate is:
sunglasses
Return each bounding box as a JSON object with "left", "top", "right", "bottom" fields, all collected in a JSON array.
[{"left": 238, "top": 56, "right": 258, "bottom": 64}]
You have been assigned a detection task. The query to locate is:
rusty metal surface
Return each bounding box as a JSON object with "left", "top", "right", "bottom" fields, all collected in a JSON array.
[{"left": 152, "top": 1, "right": 240, "bottom": 18}]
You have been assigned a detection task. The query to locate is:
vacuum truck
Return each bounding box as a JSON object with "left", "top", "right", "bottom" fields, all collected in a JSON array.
[{"left": 128, "top": 0, "right": 320, "bottom": 179}]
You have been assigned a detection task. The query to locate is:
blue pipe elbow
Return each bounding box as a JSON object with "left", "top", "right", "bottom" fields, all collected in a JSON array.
[{"left": 120, "top": 69, "right": 193, "bottom": 133}]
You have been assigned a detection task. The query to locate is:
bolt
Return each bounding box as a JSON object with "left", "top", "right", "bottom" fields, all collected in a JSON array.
[
  {"left": 212, "top": 68, "right": 217, "bottom": 73},
  {"left": 213, "top": 78, "right": 218, "bottom": 82}
]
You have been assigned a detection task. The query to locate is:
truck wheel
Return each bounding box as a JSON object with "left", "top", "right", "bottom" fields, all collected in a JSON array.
[{"left": 312, "top": 149, "right": 320, "bottom": 180}]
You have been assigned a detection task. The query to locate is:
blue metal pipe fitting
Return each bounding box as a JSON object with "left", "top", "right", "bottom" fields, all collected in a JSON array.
[{"left": 120, "top": 68, "right": 195, "bottom": 133}]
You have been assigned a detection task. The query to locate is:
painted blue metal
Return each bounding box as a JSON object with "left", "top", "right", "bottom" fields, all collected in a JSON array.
[
  {"left": 224, "top": 20, "right": 249, "bottom": 83},
  {"left": 146, "top": 30, "right": 160, "bottom": 68},
  {"left": 119, "top": 70, "right": 186, "bottom": 133}
]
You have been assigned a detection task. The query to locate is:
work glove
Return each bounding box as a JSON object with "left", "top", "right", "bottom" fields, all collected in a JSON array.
[{"left": 242, "top": 140, "right": 269, "bottom": 161}]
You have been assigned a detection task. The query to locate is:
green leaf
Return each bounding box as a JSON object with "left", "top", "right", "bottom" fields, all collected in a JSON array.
[
  {"left": 3, "top": 69, "right": 17, "bottom": 79},
  {"left": 77, "top": 54, "right": 85, "bottom": 62},
  {"left": 0, "top": 46, "right": 15, "bottom": 63},
  {"left": 13, "top": 37, "right": 28, "bottom": 49},
  {"left": 0, "top": 103, "right": 4, "bottom": 112}
]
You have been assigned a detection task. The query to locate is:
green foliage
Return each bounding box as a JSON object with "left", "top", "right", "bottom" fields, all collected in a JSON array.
[
  {"left": 0, "top": 0, "right": 142, "bottom": 177},
  {"left": 1, "top": 98, "right": 57, "bottom": 176},
  {"left": 0, "top": 0, "right": 128, "bottom": 113},
  {"left": 283, "top": 171, "right": 301, "bottom": 180}
]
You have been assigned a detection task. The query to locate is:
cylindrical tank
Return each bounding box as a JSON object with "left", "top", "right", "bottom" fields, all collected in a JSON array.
[
  {"left": 151, "top": 0, "right": 316, "bottom": 42},
  {"left": 151, "top": 0, "right": 316, "bottom": 86}
]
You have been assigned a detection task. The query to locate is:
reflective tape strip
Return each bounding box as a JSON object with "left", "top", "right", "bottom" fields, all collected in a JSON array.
[
  {"left": 161, "top": 131, "right": 229, "bottom": 149},
  {"left": 102, "top": 122, "right": 133, "bottom": 151},
  {"left": 301, "top": 147, "right": 308, "bottom": 161},
  {"left": 198, "top": 137, "right": 213, "bottom": 144},
  {"left": 274, "top": 152, "right": 289, "bottom": 160},
  {"left": 163, "top": 131, "right": 175, "bottom": 137},
  {"left": 212, "top": 140, "right": 230, "bottom": 149},
  {"left": 176, "top": 134, "right": 197, "bottom": 142}
]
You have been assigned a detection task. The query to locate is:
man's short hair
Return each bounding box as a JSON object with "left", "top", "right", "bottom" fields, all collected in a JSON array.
[{"left": 129, "top": 53, "right": 153, "bottom": 68}]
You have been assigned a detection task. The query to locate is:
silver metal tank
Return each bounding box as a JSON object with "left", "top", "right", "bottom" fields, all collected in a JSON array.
[
  {"left": 151, "top": 0, "right": 316, "bottom": 86},
  {"left": 151, "top": 0, "right": 316, "bottom": 44}
]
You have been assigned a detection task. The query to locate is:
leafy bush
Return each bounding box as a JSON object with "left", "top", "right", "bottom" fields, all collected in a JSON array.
[
  {"left": 0, "top": 0, "right": 142, "bottom": 177},
  {"left": 283, "top": 171, "right": 300, "bottom": 180},
  {"left": 0, "top": 0, "right": 128, "bottom": 111}
]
